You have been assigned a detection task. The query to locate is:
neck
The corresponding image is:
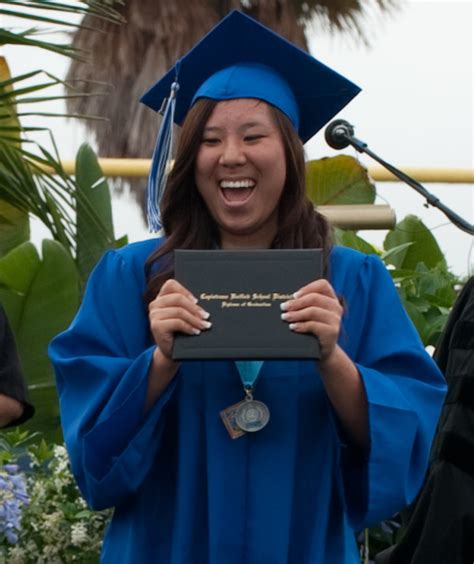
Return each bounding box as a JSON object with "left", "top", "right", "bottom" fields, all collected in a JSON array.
[{"left": 220, "top": 231, "right": 275, "bottom": 250}]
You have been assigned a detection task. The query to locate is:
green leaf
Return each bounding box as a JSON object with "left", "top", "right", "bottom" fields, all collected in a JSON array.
[
  {"left": 0, "top": 198, "right": 30, "bottom": 257},
  {"left": 383, "top": 215, "right": 446, "bottom": 270},
  {"left": 0, "top": 141, "right": 76, "bottom": 255},
  {"left": 114, "top": 233, "right": 129, "bottom": 249},
  {"left": 0, "top": 242, "right": 40, "bottom": 331},
  {"left": 381, "top": 242, "right": 414, "bottom": 265},
  {"left": 23, "top": 385, "right": 63, "bottom": 442},
  {"left": 0, "top": 240, "right": 80, "bottom": 438},
  {"left": 333, "top": 227, "right": 379, "bottom": 255},
  {"left": 75, "top": 143, "right": 115, "bottom": 283},
  {"left": 306, "top": 155, "right": 376, "bottom": 206},
  {"left": 400, "top": 297, "right": 430, "bottom": 343},
  {"left": 16, "top": 239, "right": 80, "bottom": 384}
]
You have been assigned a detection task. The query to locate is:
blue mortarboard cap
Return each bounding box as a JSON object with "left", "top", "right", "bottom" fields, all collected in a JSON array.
[
  {"left": 191, "top": 63, "right": 300, "bottom": 132},
  {"left": 140, "top": 10, "right": 361, "bottom": 230},
  {"left": 141, "top": 10, "right": 360, "bottom": 143}
]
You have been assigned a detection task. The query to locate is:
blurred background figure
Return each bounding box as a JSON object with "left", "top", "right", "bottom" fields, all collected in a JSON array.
[{"left": 0, "top": 305, "right": 34, "bottom": 428}]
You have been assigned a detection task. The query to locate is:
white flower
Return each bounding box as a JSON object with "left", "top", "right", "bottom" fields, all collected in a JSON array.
[
  {"left": 51, "top": 445, "right": 70, "bottom": 477},
  {"left": 6, "top": 545, "right": 27, "bottom": 564},
  {"left": 70, "top": 522, "right": 88, "bottom": 546}
]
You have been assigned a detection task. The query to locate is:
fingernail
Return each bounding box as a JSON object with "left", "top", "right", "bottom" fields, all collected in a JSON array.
[
  {"left": 202, "top": 321, "right": 212, "bottom": 329},
  {"left": 200, "top": 310, "right": 211, "bottom": 319},
  {"left": 192, "top": 296, "right": 199, "bottom": 304},
  {"left": 293, "top": 291, "right": 300, "bottom": 299},
  {"left": 289, "top": 323, "right": 297, "bottom": 331},
  {"left": 193, "top": 328, "right": 201, "bottom": 335},
  {"left": 281, "top": 312, "right": 290, "bottom": 321},
  {"left": 280, "top": 301, "right": 289, "bottom": 311}
]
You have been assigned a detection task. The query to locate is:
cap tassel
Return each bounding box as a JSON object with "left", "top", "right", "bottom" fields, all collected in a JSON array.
[{"left": 147, "top": 77, "right": 180, "bottom": 232}]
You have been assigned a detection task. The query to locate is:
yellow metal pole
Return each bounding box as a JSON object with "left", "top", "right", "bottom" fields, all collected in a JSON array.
[
  {"left": 50, "top": 159, "right": 474, "bottom": 184},
  {"left": 368, "top": 166, "right": 474, "bottom": 184}
]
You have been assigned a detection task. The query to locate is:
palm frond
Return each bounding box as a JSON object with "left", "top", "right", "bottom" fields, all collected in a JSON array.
[
  {"left": 1, "top": 0, "right": 123, "bottom": 58},
  {"left": 0, "top": 0, "right": 123, "bottom": 22},
  {"left": 292, "top": 0, "right": 400, "bottom": 43},
  {"left": 0, "top": 70, "right": 108, "bottom": 129}
]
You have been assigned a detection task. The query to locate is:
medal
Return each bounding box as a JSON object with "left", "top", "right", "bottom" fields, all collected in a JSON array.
[
  {"left": 235, "top": 390, "right": 270, "bottom": 433},
  {"left": 221, "top": 360, "right": 270, "bottom": 439}
]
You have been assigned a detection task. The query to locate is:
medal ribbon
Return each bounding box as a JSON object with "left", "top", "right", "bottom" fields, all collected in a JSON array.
[{"left": 234, "top": 361, "right": 264, "bottom": 390}]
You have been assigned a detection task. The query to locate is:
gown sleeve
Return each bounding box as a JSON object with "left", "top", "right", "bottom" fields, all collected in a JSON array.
[
  {"left": 49, "top": 249, "right": 177, "bottom": 510},
  {"left": 334, "top": 253, "right": 446, "bottom": 530}
]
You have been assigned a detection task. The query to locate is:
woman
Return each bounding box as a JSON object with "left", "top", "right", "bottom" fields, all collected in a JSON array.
[{"left": 50, "top": 11, "right": 446, "bottom": 563}]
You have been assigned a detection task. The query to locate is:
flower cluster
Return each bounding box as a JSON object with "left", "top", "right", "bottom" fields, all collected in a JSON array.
[
  {"left": 0, "top": 464, "right": 29, "bottom": 545},
  {"left": 0, "top": 434, "right": 110, "bottom": 563}
]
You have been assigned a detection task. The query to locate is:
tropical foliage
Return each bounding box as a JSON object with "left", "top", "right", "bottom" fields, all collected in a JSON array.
[
  {"left": 306, "top": 155, "right": 459, "bottom": 347},
  {"left": 0, "top": 1, "right": 124, "bottom": 438},
  {"left": 0, "top": 429, "right": 110, "bottom": 562}
]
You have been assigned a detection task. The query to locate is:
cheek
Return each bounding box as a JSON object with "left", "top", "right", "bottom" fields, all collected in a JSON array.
[
  {"left": 269, "top": 148, "right": 287, "bottom": 189},
  {"left": 264, "top": 141, "right": 286, "bottom": 177},
  {"left": 194, "top": 151, "right": 212, "bottom": 195},
  {"left": 194, "top": 149, "right": 207, "bottom": 179}
]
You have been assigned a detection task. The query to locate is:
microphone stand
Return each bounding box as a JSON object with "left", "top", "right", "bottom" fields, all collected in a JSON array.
[{"left": 330, "top": 123, "right": 474, "bottom": 236}]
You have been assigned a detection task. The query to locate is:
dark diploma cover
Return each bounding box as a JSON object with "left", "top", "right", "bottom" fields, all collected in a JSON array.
[{"left": 173, "top": 249, "right": 322, "bottom": 360}]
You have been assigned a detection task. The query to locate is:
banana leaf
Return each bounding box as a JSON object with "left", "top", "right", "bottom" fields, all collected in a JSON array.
[
  {"left": 0, "top": 199, "right": 30, "bottom": 256},
  {"left": 0, "top": 240, "right": 80, "bottom": 437},
  {"left": 75, "top": 142, "right": 116, "bottom": 285},
  {"left": 306, "top": 154, "right": 376, "bottom": 206},
  {"left": 384, "top": 215, "right": 446, "bottom": 270}
]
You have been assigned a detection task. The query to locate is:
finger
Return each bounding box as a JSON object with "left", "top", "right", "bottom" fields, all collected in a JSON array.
[
  {"left": 150, "top": 293, "right": 210, "bottom": 319},
  {"left": 153, "top": 318, "right": 205, "bottom": 337},
  {"left": 281, "top": 306, "right": 340, "bottom": 326},
  {"left": 159, "top": 279, "right": 198, "bottom": 303},
  {"left": 281, "top": 292, "right": 342, "bottom": 314},
  {"left": 294, "top": 279, "right": 337, "bottom": 299},
  {"left": 150, "top": 306, "right": 212, "bottom": 331},
  {"left": 287, "top": 320, "right": 340, "bottom": 343}
]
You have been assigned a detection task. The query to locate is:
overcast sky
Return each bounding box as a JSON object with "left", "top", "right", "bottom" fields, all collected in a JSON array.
[{"left": 4, "top": 0, "right": 474, "bottom": 276}]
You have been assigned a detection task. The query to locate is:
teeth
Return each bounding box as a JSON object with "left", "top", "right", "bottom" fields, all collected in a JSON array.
[{"left": 220, "top": 179, "right": 255, "bottom": 189}]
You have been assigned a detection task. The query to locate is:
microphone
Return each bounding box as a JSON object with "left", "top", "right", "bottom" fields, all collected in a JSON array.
[
  {"left": 324, "top": 119, "right": 355, "bottom": 150},
  {"left": 323, "top": 119, "right": 474, "bottom": 235}
]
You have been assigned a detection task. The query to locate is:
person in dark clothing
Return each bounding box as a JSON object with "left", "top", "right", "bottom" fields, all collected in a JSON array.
[
  {"left": 376, "top": 276, "right": 474, "bottom": 564},
  {"left": 0, "top": 305, "right": 34, "bottom": 428}
]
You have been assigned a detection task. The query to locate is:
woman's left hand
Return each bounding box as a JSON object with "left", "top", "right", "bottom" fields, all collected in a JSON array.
[{"left": 280, "top": 279, "right": 343, "bottom": 361}]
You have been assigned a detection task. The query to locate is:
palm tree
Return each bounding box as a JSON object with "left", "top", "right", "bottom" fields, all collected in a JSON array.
[
  {"left": 65, "top": 0, "right": 399, "bottom": 215},
  {"left": 0, "top": 0, "right": 122, "bottom": 255}
]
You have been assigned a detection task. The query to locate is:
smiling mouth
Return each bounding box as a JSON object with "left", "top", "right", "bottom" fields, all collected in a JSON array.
[{"left": 219, "top": 179, "right": 256, "bottom": 203}]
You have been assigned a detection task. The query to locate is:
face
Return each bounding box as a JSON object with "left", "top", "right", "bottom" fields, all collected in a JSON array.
[{"left": 194, "top": 99, "right": 287, "bottom": 249}]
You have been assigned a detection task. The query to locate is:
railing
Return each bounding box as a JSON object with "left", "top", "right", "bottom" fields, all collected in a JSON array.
[
  {"left": 55, "top": 160, "right": 474, "bottom": 184},
  {"left": 50, "top": 160, "right": 474, "bottom": 230}
]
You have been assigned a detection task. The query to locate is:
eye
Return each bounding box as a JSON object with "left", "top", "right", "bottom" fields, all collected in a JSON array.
[
  {"left": 201, "top": 137, "right": 220, "bottom": 146},
  {"left": 244, "top": 134, "right": 265, "bottom": 143}
]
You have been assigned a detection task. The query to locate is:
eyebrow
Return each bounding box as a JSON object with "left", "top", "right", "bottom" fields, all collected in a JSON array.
[{"left": 203, "top": 121, "right": 270, "bottom": 133}]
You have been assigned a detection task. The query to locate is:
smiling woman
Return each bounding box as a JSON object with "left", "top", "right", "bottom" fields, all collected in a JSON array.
[
  {"left": 195, "top": 99, "right": 286, "bottom": 249},
  {"left": 49, "top": 10, "right": 447, "bottom": 564}
]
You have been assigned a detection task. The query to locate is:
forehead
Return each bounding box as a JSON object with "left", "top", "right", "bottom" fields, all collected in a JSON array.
[{"left": 204, "top": 98, "right": 276, "bottom": 127}]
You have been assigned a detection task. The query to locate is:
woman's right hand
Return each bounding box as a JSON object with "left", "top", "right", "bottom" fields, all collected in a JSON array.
[{"left": 148, "top": 279, "right": 211, "bottom": 361}]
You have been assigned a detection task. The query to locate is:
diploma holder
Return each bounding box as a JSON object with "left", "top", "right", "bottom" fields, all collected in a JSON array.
[{"left": 173, "top": 249, "right": 322, "bottom": 360}]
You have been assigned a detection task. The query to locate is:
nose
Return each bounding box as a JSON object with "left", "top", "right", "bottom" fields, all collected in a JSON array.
[{"left": 219, "top": 139, "right": 246, "bottom": 167}]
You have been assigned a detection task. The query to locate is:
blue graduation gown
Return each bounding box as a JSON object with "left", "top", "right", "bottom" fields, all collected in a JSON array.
[{"left": 49, "top": 240, "right": 446, "bottom": 563}]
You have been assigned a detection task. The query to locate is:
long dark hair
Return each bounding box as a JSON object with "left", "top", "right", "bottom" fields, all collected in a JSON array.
[{"left": 144, "top": 98, "right": 332, "bottom": 304}]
